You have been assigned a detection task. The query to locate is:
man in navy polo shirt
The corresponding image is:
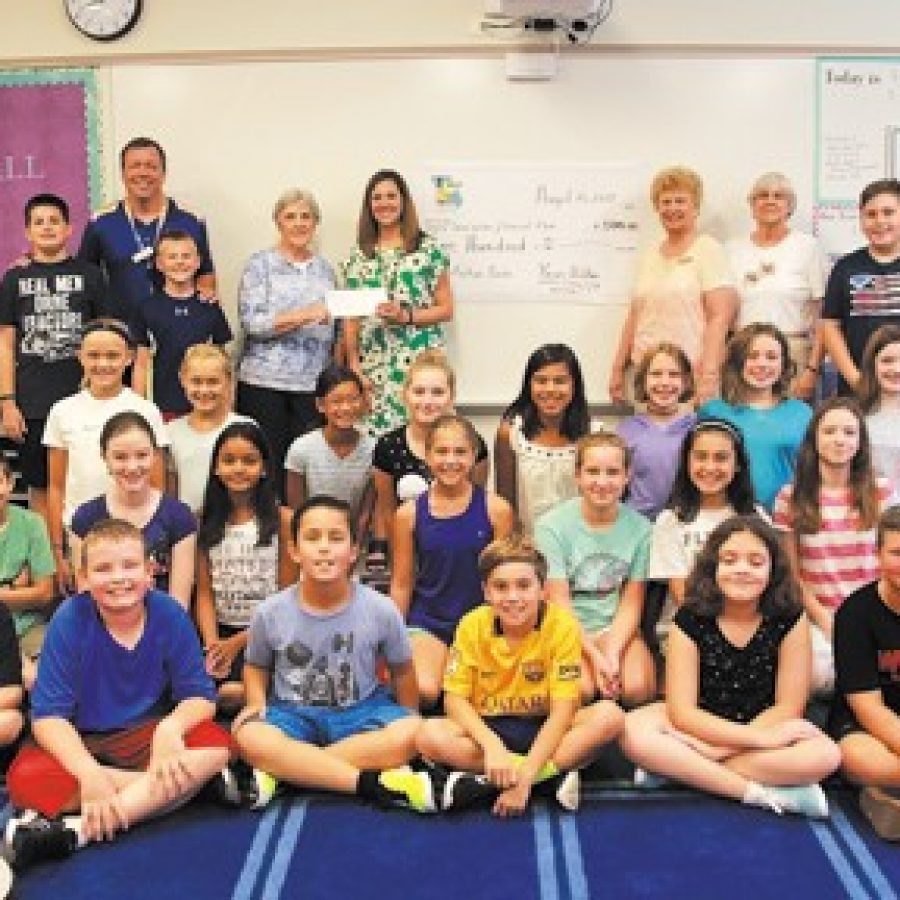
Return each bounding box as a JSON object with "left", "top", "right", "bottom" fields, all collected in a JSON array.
[{"left": 78, "top": 137, "right": 216, "bottom": 323}]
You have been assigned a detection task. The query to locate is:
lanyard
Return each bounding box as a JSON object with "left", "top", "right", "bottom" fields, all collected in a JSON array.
[{"left": 125, "top": 198, "right": 169, "bottom": 266}]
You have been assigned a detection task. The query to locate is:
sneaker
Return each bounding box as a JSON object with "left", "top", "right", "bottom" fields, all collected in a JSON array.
[
  {"left": 245, "top": 769, "right": 280, "bottom": 810},
  {"left": 200, "top": 766, "right": 243, "bottom": 807},
  {"left": 765, "top": 784, "right": 829, "bottom": 819},
  {"left": 5, "top": 811, "right": 78, "bottom": 870},
  {"left": 377, "top": 769, "right": 437, "bottom": 813},
  {"left": 441, "top": 771, "right": 498, "bottom": 812},
  {"left": 553, "top": 770, "right": 581, "bottom": 812},
  {"left": 860, "top": 786, "right": 900, "bottom": 840},
  {"left": 633, "top": 767, "right": 671, "bottom": 790},
  {"left": 0, "top": 856, "right": 12, "bottom": 898}
]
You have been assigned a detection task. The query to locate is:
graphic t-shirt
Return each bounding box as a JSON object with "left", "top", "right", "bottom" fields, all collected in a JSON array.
[
  {"left": 0, "top": 257, "right": 108, "bottom": 417},
  {"left": 245, "top": 582, "right": 411, "bottom": 709}
]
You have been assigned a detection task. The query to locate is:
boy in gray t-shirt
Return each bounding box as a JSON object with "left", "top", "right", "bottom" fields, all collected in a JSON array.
[{"left": 234, "top": 495, "right": 437, "bottom": 813}]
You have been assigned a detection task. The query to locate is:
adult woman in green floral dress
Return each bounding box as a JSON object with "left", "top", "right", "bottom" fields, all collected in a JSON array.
[{"left": 341, "top": 169, "right": 455, "bottom": 435}]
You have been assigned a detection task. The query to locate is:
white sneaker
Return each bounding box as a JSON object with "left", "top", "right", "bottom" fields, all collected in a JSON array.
[
  {"left": 554, "top": 770, "right": 580, "bottom": 812},
  {"left": 765, "top": 784, "right": 829, "bottom": 819}
]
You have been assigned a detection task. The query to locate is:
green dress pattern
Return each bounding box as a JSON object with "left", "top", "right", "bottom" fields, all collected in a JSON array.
[{"left": 341, "top": 234, "right": 450, "bottom": 435}]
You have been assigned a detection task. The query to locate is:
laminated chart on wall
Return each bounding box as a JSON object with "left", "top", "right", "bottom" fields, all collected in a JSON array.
[
  {"left": 412, "top": 162, "right": 643, "bottom": 305},
  {"left": 815, "top": 57, "right": 900, "bottom": 255}
]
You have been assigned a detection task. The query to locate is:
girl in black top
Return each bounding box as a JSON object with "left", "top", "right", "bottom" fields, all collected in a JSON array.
[{"left": 621, "top": 515, "right": 840, "bottom": 817}]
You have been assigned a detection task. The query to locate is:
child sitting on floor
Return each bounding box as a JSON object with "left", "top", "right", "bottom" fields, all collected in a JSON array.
[
  {"left": 832, "top": 506, "right": 900, "bottom": 839},
  {"left": 417, "top": 534, "right": 624, "bottom": 815},
  {"left": 233, "top": 495, "right": 436, "bottom": 813},
  {"left": 4, "top": 519, "right": 234, "bottom": 871}
]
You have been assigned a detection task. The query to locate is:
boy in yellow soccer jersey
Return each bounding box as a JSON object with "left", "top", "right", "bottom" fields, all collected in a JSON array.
[{"left": 417, "top": 534, "right": 624, "bottom": 816}]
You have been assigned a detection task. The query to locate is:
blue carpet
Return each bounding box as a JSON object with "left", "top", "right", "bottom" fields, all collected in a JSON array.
[{"left": 9, "top": 790, "right": 900, "bottom": 899}]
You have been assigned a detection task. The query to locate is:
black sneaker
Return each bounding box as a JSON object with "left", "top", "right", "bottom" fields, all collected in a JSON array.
[
  {"left": 5, "top": 811, "right": 78, "bottom": 870},
  {"left": 441, "top": 772, "right": 499, "bottom": 812},
  {"left": 198, "top": 765, "right": 243, "bottom": 807}
]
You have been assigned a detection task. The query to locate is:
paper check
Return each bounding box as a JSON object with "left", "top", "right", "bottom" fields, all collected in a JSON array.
[{"left": 326, "top": 288, "right": 386, "bottom": 317}]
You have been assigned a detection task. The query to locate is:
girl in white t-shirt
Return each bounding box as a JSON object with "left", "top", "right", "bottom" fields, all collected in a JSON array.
[
  {"left": 495, "top": 344, "right": 590, "bottom": 535},
  {"left": 648, "top": 418, "right": 760, "bottom": 650},
  {"left": 43, "top": 318, "right": 168, "bottom": 593},
  {"left": 195, "top": 421, "right": 296, "bottom": 708},
  {"left": 857, "top": 323, "right": 900, "bottom": 491},
  {"left": 167, "top": 344, "right": 253, "bottom": 515}
]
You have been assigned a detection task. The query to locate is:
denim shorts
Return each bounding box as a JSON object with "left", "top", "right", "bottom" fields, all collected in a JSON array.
[{"left": 265, "top": 687, "right": 412, "bottom": 745}]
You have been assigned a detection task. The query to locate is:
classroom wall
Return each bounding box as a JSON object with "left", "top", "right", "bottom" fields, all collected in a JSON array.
[{"left": 3, "top": 1, "right": 900, "bottom": 64}]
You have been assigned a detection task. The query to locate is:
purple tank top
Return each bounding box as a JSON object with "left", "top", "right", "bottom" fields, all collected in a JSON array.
[{"left": 408, "top": 486, "right": 493, "bottom": 644}]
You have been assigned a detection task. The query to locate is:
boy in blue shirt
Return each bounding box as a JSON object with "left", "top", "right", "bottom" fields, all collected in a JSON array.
[
  {"left": 131, "top": 229, "right": 232, "bottom": 418},
  {"left": 4, "top": 519, "right": 234, "bottom": 869},
  {"left": 234, "top": 495, "right": 436, "bottom": 813}
]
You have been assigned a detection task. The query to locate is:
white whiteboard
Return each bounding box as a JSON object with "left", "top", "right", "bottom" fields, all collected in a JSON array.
[{"left": 108, "top": 56, "right": 815, "bottom": 405}]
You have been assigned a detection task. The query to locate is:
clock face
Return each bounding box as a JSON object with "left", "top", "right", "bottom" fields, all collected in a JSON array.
[{"left": 64, "top": 0, "right": 143, "bottom": 41}]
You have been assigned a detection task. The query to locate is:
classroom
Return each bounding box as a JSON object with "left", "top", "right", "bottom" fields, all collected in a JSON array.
[{"left": 3, "top": 2, "right": 900, "bottom": 898}]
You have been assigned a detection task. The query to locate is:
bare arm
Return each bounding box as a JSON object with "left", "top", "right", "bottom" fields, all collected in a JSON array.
[
  {"left": 408, "top": 271, "right": 454, "bottom": 327},
  {"left": 487, "top": 495, "right": 515, "bottom": 541},
  {"left": 609, "top": 303, "right": 637, "bottom": 404},
  {"left": 390, "top": 501, "right": 416, "bottom": 618},
  {"left": 278, "top": 507, "right": 298, "bottom": 588},
  {"left": 390, "top": 659, "right": 419, "bottom": 710},
  {"left": 194, "top": 547, "right": 219, "bottom": 648},
  {"left": 782, "top": 530, "right": 832, "bottom": 636},
  {"left": 167, "top": 533, "right": 196, "bottom": 611},
  {"left": 285, "top": 470, "right": 307, "bottom": 510},
  {"left": 46, "top": 448, "right": 72, "bottom": 592},
  {"left": 604, "top": 579, "right": 646, "bottom": 662},
  {"left": 0, "top": 326, "right": 24, "bottom": 441},
  {"left": 33, "top": 716, "right": 105, "bottom": 783},
  {"left": 132, "top": 347, "right": 151, "bottom": 398},
  {"left": 697, "top": 286, "right": 738, "bottom": 401},
  {"left": 372, "top": 468, "right": 396, "bottom": 544},
  {"left": 445, "top": 692, "right": 508, "bottom": 754},
  {"left": 819, "top": 319, "right": 860, "bottom": 387},
  {"left": 0, "top": 573, "right": 54, "bottom": 610}
]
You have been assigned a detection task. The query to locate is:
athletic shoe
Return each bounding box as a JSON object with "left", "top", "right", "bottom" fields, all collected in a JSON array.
[
  {"left": 200, "top": 765, "right": 244, "bottom": 807},
  {"left": 0, "top": 856, "right": 12, "bottom": 898},
  {"left": 246, "top": 769, "right": 280, "bottom": 810},
  {"left": 860, "top": 786, "right": 900, "bottom": 840},
  {"left": 442, "top": 772, "right": 498, "bottom": 812},
  {"left": 765, "top": 784, "right": 829, "bottom": 819},
  {"left": 5, "top": 811, "right": 78, "bottom": 870},
  {"left": 553, "top": 770, "right": 581, "bottom": 812},
  {"left": 633, "top": 767, "right": 671, "bottom": 790},
  {"left": 377, "top": 769, "right": 437, "bottom": 813}
]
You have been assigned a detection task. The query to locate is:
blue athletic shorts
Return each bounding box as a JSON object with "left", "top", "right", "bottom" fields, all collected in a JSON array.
[{"left": 264, "top": 687, "right": 412, "bottom": 745}]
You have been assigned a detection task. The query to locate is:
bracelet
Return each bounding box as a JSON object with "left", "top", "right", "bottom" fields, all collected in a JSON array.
[
  {"left": 406, "top": 307, "right": 414, "bottom": 326},
  {"left": 0, "top": 393, "right": 14, "bottom": 401}
]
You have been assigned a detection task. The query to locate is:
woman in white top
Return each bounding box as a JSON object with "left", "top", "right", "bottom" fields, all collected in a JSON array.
[
  {"left": 728, "top": 171, "right": 829, "bottom": 400},
  {"left": 609, "top": 166, "right": 737, "bottom": 406}
]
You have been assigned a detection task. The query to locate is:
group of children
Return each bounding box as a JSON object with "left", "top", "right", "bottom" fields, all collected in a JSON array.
[{"left": 4, "top": 186, "right": 900, "bottom": 881}]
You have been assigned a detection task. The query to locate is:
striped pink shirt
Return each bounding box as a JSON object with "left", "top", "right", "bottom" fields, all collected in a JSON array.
[{"left": 772, "top": 477, "right": 896, "bottom": 610}]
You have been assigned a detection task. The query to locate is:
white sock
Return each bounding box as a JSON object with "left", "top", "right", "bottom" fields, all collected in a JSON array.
[
  {"left": 62, "top": 816, "right": 87, "bottom": 848},
  {"left": 742, "top": 782, "right": 781, "bottom": 814}
]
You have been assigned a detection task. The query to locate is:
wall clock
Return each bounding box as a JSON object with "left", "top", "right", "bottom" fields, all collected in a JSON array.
[{"left": 64, "top": 0, "right": 142, "bottom": 41}]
